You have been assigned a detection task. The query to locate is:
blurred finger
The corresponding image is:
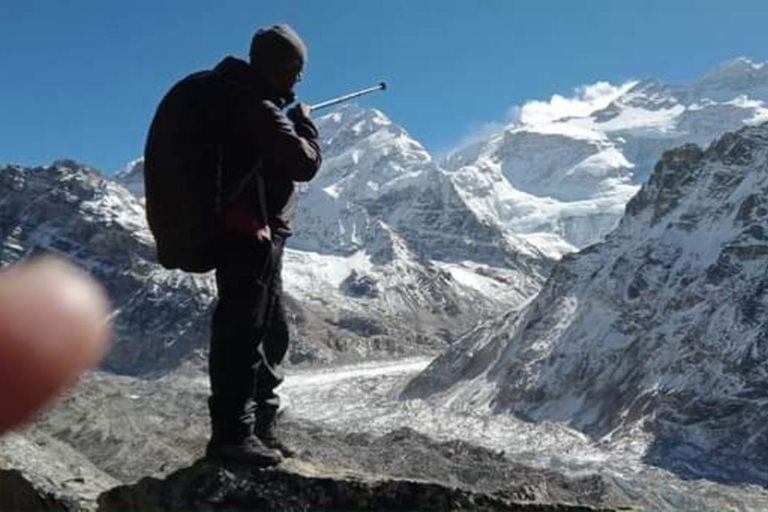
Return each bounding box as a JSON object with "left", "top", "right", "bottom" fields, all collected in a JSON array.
[{"left": 0, "top": 257, "right": 111, "bottom": 435}]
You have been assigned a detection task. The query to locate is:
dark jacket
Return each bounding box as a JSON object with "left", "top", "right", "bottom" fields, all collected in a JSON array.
[{"left": 215, "top": 56, "right": 322, "bottom": 237}]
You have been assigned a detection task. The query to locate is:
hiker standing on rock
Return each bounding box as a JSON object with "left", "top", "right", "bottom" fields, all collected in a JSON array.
[
  {"left": 207, "top": 24, "right": 321, "bottom": 465},
  {"left": 144, "top": 24, "right": 322, "bottom": 465}
]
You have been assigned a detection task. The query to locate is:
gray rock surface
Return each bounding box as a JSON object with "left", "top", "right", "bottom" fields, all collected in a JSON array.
[
  {"left": 27, "top": 366, "right": 766, "bottom": 510},
  {"left": 98, "top": 457, "right": 609, "bottom": 512},
  {"left": 0, "top": 430, "right": 119, "bottom": 511},
  {"left": 26, "top": 371, "right": 623, "bottom": 507}
]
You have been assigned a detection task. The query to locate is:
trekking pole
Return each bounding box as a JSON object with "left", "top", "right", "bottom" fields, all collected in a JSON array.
[{"left": 308, "top": 82, "right": 387, "bottom": 113}]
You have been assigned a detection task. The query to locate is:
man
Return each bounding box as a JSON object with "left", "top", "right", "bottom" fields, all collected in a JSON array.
[{"left": 206, "top": 24, "right": 322, "bottom": 465}]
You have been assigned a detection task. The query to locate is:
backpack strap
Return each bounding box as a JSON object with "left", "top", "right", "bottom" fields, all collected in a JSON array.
[
  {"left": 252, "top": 167, "right": 269, "bottom": 230},
  {"left": 216, "top": 71, "right": 271, "bottom": 230},
  {"left": 225, "top": 160, "right": 269, "bottom": 230}
]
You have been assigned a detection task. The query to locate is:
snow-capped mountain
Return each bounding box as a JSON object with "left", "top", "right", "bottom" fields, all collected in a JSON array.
[
  {"left": 0, "top": 160, "right": 215, "bottom": 374},
  {"left": 297, "top": 105, "right": 545, "bottom": 266},
  {"left": 446, "top": 57, "right": 768, "bottom": 256},
  {"left": 404, "top": 122, "right": 768, "bottom": 484},
  {"left": 115, "top": 158, "right": 145, "bottom": 198},
  {"left": 288, "top": 104, "right": 549, "bottom": 308},
  {"left": 1, "top": 110, "right": 551, "bottom": 373},
  {"left": 7, "top": 59, "right": 768, "bottom": 509}
]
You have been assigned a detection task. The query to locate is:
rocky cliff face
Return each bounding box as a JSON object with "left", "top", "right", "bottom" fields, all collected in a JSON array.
[
  {"left": 0, "top": 160, "right": 215, "bottom": 375},
  {"left": 404, "top": 122, "right": 768, "bottom": 485}
]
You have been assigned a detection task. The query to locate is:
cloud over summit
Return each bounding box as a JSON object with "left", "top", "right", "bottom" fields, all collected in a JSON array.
[{"left": 513, "top": 81, "right": 638, "bottom": 126}]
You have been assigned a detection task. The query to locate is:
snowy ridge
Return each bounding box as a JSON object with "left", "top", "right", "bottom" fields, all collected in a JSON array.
[
  {"left": 284, "top": 105, "right": 551, "bottom": 333},
  {"left": 1, "top": 138, "right": 548, "bottom": 374},
  {"left": 278, "top": 105, "right": 552, "bottom": 354},
  {"left": 298, "top": 104, "right": 547, "bottom": 267},
  {"left": 404, "top": 122, "right": 768, "bottom": 485},
  {"left": 445, "top": 57, "right": 768, "bottom": 256},
  {"left": 115, "top": 158, "right": 145, "bottom": 199},
  {"left": 115, "top": 104, "right": 550, "bottom": 320}
]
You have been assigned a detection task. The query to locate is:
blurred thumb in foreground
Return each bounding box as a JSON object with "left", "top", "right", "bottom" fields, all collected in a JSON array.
[{"left": 0, "top": 257, "right": 110, "bottom": 435}]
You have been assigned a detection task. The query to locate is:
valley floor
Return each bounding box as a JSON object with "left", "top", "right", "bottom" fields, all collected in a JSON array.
[
  {"left": 239, "top": 358, "right": 768, "bottom": 509},
  {"left": 21, "top": 357, "right": 768, "bottom": 510}
]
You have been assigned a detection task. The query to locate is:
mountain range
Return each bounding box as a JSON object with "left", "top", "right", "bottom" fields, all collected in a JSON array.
[
  {"left": 3, "top": 56, "right": 768, "bottom": 507},
  {"left": 405, "top": 120, "right": 768, "bottom": 485},
  {"left": 443, "top": 57, "right": 768, "bottom": 255}
]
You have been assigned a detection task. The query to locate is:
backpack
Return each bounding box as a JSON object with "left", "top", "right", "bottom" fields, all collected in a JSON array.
[{"left": 143, "top": 70, "right": 229, "bottom": 273}]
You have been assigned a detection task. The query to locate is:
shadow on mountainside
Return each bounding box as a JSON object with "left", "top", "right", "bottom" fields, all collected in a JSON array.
[{"left": 641, "top": 414, "right": 768, "bottom": 488}]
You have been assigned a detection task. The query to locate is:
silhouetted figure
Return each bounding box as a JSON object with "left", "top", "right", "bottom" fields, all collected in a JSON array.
[
  {"left": 145, "top": 22, "right": 320, "bottom": 465},
  {"left": 206, "top": 24, "right": 322, "bottom": 465}
]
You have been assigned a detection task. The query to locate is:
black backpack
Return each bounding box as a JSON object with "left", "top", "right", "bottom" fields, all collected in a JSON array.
[{"left": 144, "top": 70, "right": 229, "bottom": 273}]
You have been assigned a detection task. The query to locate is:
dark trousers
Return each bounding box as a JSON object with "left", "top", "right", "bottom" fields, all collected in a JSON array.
[{"left": 208, "top": 235, "right": 289, "bottom": 443}]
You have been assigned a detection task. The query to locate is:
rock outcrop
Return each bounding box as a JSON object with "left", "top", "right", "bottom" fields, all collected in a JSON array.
[
  {"left": 0, "top": 431, "right": 119, "bottom": 511},
  {"left": 98, "top": 458, "right": 607, "bottom": 512}
]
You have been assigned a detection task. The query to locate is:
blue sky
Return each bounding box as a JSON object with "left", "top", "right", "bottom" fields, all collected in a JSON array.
[{"left": 1, "top": 0, "right": 767, "bottom": 174}]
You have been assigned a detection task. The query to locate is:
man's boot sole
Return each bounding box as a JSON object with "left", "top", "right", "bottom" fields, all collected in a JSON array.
[
  {"left": 206, "top": 445, "right": 283, "bottom": 466},
  {"left": 257, "top": 438, "right": 296, "bottom": 458}
]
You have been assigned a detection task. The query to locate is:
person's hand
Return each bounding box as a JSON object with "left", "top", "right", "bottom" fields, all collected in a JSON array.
[
  {"left": 287, "top": 102, "right": 312, "bottom": 123},
  {"left": 255, "top": 224, "right": 272, "bottom": 243},
  {"left": 0, "top": 257, "right": 110, "bottom": 435}
]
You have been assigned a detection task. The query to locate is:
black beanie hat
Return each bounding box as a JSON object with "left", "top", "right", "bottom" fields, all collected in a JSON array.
[{"left": 249, "top": 24, "right": 307, "bottom": 74}]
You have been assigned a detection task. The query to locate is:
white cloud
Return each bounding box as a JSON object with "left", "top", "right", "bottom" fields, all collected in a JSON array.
[
  {"left": 448, "top": 79, "right": 638, "bottom": 156},
  {"left": 515, "top": 81, "right": 638, "bottom": 126}
]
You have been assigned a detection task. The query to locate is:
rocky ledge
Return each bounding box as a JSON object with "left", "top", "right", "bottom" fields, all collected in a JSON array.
[
  {"left": 0, "top": 432, "right": 118, "bottom": 511},
  {"left": 97, "top": 458, "right": 610, "bottom": 512}
]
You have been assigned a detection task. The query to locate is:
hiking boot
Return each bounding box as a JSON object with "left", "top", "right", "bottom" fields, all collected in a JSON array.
[
  {"left": 254, "top": 411, "right": 296, "bottom": 458},
  {"left": 255, "top": 430, "right": 296, "bottom": 458},
  {"left": 205, "top": 435, "right": 283, "bottom": 466}
]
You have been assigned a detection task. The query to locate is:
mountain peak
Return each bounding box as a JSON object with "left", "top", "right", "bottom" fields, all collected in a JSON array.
[
  {"left": 51, "top": 159, "right": 102, "bottom": 177},
  {"left": 115, "top": 158, "right": 145, "bottom": 198},
  {"left": 710, "top": 57, "right": 766, "bottom": 74},
  {"left": 696, "top": 57, "right": 768, "bottom": 89},
  {"left": 116, "top": 158, "right": 144, "bottom": 179},
  {"left": 317, "top": 103, "right": 394, "bottom": 134}
]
